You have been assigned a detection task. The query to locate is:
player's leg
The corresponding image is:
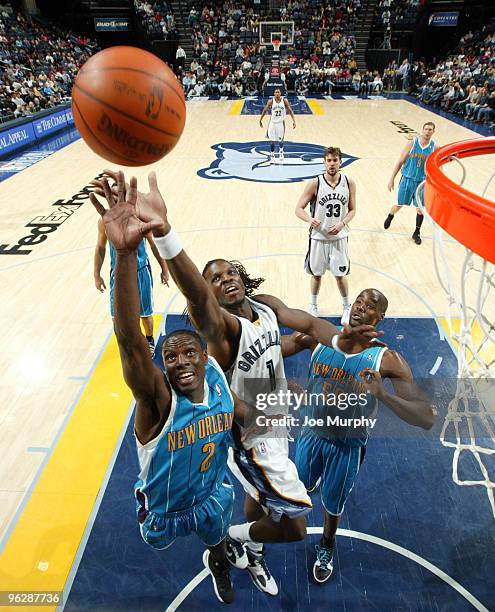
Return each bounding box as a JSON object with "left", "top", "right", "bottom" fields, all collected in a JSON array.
[
  {"left": 227, "top": 439, "right": 311, "bottom": 595},
  {"left": 228, "top": 514, "right": 305, "bottom": 596},
  {"left": 310, "top": 275, "right": 321, "bottom": 316},
  {"left": 305, "top": 239, "right": 325, "bottom": 316},
  {"left": 199, "top": 483, "right": 235, "bottom": 603},
  {"left": 328, "top": 239, "right": 351, "bottom": 323},
  {"left": 137, "top": 263, "right": 155, "bottom": 353},
  {"left": 335, "top": 276, "right": 350, "bottom": 323},
  {"left": 267, "top": 122, "right": 276, "bottom": 162},
  {"left": 384, "top": 176, "right": 410, "bottom": 229},
  {"left": 205, "top": 538, "right": 234, "bottom": 604},
  {"left": 278, "top": 123, "right": 285, "bottom": 161},
  {"left": 412, "top": 181, "right": 424, "bottom": 245},
  {"left": 313, "top": 442, "right": 365, "bottom": 583}
]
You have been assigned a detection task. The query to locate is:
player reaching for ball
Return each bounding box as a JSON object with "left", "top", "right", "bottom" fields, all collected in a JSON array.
[
  {"left": 89, "top": 171, "right": 272, "bottom": 605},
  {"left": 92, "top": 169, "right": 383, "bottom": 597}
]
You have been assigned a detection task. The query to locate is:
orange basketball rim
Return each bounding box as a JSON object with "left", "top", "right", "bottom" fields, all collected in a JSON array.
[{"left": 424, "top": 137, "right": 495, "bottom": 265}]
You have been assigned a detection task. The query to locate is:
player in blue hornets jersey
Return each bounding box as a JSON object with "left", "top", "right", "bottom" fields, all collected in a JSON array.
[
  {"left": 384, "top": 122, "right": 436, "bottom": 245},
  {"left": 282, "top": 288, "right": 435, "bottom": 584},
  {"left": 104, "top": 169, "right": 382, "bottom": 597},
  {"left": 94, "top": 216, "right": 169, "bottom": 354},
  {"left": 90, "top": 172, "right": 263, "bottom": 605}
]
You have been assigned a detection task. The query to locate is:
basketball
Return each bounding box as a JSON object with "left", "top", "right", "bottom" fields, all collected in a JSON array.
[{"left": 71, "top": 46, "right": 186, "bottom": 166}]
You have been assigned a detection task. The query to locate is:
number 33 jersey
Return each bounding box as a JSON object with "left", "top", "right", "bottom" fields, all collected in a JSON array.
[
  {"left": 135, "top": 356, "right": 234, "bottom": 514},
  {"left": 310, "top": 173, "right": 350, "bottom": 241}
]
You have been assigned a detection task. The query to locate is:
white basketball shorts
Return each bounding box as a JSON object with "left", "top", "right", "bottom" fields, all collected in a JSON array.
[
  {"left": 228, "top": 437, "right": 312, "bottom": 521},
  {"left": 267, "top": 121, "right": 285, "bottom": 142},
  {"left": 304, "top": 237, "right": 350, "bottom": 277}
]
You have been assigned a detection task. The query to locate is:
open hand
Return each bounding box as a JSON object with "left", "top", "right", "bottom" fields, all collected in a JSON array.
[
  {"left": 92, "top": 169, "right": 169, "bottom": 233},
  {"left": 89, "top": 172, "right": 162, "bottom": 251}
]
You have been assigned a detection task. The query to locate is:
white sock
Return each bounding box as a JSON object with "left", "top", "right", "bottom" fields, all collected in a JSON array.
[
  {"left": 342, "top": 296, "right": 350, "bottom": 308},
  {"left": 310, "top": 294, "right": 318, "bottom": 306},
  {"left": 245, "top": 540, "right": 263, "bottom": 554},
  {"left": 228, "top": 521, "right": 255, "bottom": 543}
]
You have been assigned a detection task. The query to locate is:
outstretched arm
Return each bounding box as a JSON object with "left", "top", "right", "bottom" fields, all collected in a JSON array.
[
  {"left": 281, "top": 331, "right": 317, "bottom": 358},
  {"left": 90, "top": 173, "right": 172, "bottom": 444},
  {"left": 360, "top": 350, "right": 435, "bottom": 429},
  {"left": 255, "top": 294, "right": 382, "bottom": 352},
  {"left": 92, "top": 171, "right": 239, "bottom": 370}
]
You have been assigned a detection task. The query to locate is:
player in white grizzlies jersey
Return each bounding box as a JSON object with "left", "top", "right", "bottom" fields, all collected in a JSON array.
[
  {"left": 118, "top": 169, "right": 381, "bottom": 597},
  {"left": 296, "top": 146, "right": 356, "bottom": 323},
  {"left": 259, "top": 88, "right": 296, "bottom": 163}
]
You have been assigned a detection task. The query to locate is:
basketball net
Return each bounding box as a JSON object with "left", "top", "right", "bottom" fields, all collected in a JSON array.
[
  {"left": 420, "top": 139, "right": 495, "bottom": 517},
  {"left": 273, "top": 40, "right": 281, "bottom": 53}
]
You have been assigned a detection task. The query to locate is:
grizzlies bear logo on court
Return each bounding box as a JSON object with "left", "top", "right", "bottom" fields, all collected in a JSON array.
[{"left": 198, "top": 141, "right": 358, "bottom": 183}]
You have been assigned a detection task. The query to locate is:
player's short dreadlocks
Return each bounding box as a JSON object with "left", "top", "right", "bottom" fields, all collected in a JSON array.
[{"left": 202, "top": 259, "right": 265, "bottom": 296}]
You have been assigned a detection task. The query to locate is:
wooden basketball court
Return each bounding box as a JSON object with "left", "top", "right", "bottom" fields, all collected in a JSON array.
[{"left": 0, "top": 96, "right": 493, "bottom": 609}]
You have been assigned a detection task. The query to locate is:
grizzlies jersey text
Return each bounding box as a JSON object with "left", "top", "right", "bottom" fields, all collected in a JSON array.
[
  {"left": 303, "top": 338, "right": 387, "bottom": 446},
  {"left": 310, "top": 174, "right": 350, "bottom": 241},
  {"left": 402, "top": 137, "right": 435, "bottom": 180},
  {"left": 227, "top": 298, "right": 288, "bottom": 446},
  {"left": 110, "top": 239, "right": 149, "bottom": 272},
  {"left": 270, "top": 98, "right": 286, "bottom": 124},
  {"left": 135, "top": 357, "right": 234, "bottom": 514}
]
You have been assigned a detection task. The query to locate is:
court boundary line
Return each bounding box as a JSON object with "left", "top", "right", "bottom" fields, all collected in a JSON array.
[
  {"left": 0, "top": 328, "right": 114, "bottom": 556},
  {"left": 164, "top": 526, "right": 489, "bottom": 612}
]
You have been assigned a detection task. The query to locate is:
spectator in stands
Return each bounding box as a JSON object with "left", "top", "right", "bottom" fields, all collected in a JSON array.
[
  {"left": 176, "top": 45, "right": 186, "bottom": 69},
  {"left": 0, "top": 7, "right": 98, "bottom": 122},
  {"left": 371, "top": 72, "right": 383, "bottom": 93}
]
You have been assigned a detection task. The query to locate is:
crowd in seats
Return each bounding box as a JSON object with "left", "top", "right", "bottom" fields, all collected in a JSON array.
[
  {"left": 177, "top": 0, "right": 361, "bottom": 97},
  {"left": 0, "top": 5, "right": 98, "bottom": 122},
  {"left": 133, "top": 0, "right": 178, "bottom": 40},
  {"left": 415, "top": 23, "right": 495, "bottom": 127},
  {"left": 372, "top": 0, "right": 422, "bottom": 49}
]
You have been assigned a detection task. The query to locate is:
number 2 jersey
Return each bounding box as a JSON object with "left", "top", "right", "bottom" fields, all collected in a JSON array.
[
  {"left": 135, "top": 356, "right": 234, "bottom": 514},
  {"left": 309, "top": 173, "right": 350, "bottom": 241}
]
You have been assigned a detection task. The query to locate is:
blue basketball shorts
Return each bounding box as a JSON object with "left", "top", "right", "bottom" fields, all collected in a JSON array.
[
  {"left": 397, "top": 176, "right": 423, "bottom": 207},
  {"left": 110, "top": 262, "right": 153, "bottom": 317},
  {"left": 137, "top": 481, "right": 234, "bottom": 549},
  {"left": 295, "top": 434, "right": 365, "bottom": 516}
]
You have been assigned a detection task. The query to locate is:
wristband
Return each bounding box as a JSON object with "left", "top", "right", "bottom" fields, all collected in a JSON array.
[
  {"left": 331, "top": 334, "right": 346, "bottom": 355},
  {"left": 154, "top": 228, "right": 183, "bottom": 260}
]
